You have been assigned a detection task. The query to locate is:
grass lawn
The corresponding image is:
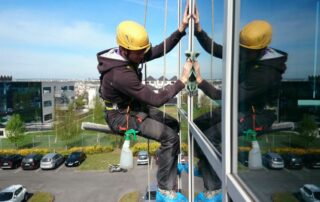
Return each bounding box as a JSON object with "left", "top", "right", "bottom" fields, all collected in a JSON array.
[
  {"left": 79, "top": 150, "right": 121, "bottom": 171},
  {"left": 28, "top": 192, "right": 54, "bottom": 202},
  {"left": 272, "top": 192, "right": 299, "bottom": 202},
  {"left": 119, "top": 191, "right": 140, "bottom": 202}
]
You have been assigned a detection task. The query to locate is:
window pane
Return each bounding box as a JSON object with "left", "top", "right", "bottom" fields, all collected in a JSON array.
[
  {"left": 192, "top": 0, "right": 224, "bottom": 198},
  {"left": 237, "top": 0, "right": 320, "bottom": 201}
]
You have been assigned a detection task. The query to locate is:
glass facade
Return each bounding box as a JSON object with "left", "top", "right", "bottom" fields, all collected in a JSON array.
[
  {"left": 178, "top": 0, "right": 320, "bottom": 201},
  {"left": 0, "top": 82, "right": 42, "bottom": 123},
  {"left": 235, "top": 0, "right": 320, "bottom": 201}
]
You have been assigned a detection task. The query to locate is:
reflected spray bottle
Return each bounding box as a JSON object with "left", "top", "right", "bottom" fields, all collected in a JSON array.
[{"left": 246, "top": 129, "right": 263, "bottom": 170}]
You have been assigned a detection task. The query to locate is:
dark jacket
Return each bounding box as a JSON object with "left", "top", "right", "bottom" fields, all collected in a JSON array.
[
  {"left": 195, "top": 30, "right": 287, "bottom": 113},
  {"left": 97, "top": 29, "right": 186, "bottom": 110}
]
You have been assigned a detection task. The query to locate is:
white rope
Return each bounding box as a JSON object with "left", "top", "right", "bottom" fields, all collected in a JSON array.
[
  {"left": 144, "top": 0, "right": 148, "bottom": 27},
  {"left": 142, "top": 1, "right": 151, "bottom": 201},
  {"left": 162, "top": 0, "right": 168, "bottom": 117},
  {"left": 177, "top": 0, "right": 182, "bottom": 192},
  {"left": 210, "top": 0, "right": 214, "bottom": 118},
  {"left": 162, "top": 0, "right": 168, "bottom": 90}
]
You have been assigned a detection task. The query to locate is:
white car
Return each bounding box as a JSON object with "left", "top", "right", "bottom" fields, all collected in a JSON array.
[
  {"left": 0, "top": 185, "right": 28, "bottom": 202},
  {"left": 40, "top": 153, "right": 64, "bottom": 170},
  {"left": 300, "top": 184, "right": 320, "bottom": 202}
]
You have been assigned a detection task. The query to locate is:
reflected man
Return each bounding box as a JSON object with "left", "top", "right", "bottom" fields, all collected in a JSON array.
[{"left": 192, "top": 7, "right": 288, "bottom": 202}]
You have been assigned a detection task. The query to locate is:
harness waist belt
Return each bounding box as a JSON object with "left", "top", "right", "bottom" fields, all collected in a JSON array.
[
  {"left": 105, "top": 102, "right": 119, "bottom": 110},
  {"left": 104, "top": 100, "right": 129, "bottom": 111}
]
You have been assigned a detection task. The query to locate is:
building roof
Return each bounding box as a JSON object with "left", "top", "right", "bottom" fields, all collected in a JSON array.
[
  {"left": 169, "top": 76, "right": 177, "bottom": 81},
  {"left": 158, "top": 76, "right": 168, "bottom": 81},
  {"left": 146, "top": 76, "right": 156, "bottom": 81}
]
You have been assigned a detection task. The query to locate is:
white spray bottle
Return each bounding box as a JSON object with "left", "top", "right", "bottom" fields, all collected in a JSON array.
[
  {"left": 119, "top": 129, "right": 137, "bottom": 169},
  {"left": 246, "top": 129, "right": 263, "bottom": 170}
]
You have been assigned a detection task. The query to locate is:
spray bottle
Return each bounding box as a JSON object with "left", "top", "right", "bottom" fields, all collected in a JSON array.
[
  {"left": 245, "top": 129, "right": 263, "bottom": 170},
  {"left": 119, "top": 129, "right": 138, "bottom": 169}
]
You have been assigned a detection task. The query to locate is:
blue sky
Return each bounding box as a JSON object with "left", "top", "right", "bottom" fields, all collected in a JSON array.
[
  {"left": 0, "top": 0, "right": 319, "bottom": 80},
  {"left": 0, "top": 0, "right": 179, "bottom": 80}
]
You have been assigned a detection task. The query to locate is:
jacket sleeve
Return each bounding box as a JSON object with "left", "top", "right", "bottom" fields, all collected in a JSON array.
[
  {"left": 195, "top": 30, "right": 223, "bottom": 59},
  {"left": 198, "top": 80, "right": 222, "bottom": 100},
  {"left": 144, "top": 29, "right": 186, "bottom": 62},
  {"left": 113, "top": 68, "right": 185, "bottom": 107}
]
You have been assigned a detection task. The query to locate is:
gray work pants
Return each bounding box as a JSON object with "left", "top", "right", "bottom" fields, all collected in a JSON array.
[
  {"left": 194, "top": 109, "right": 222, "bottom": 191},
  {"left": 105, "top": 106, "right": 180, "bottom": 190}
]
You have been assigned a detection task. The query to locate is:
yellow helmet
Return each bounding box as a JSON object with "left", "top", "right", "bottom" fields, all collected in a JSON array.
[
  {"left": 240, "top": 20, "right": 272, "bottom": 50},
  {"left": 116, "top": 20, "right": 151, "bottom": 52}
]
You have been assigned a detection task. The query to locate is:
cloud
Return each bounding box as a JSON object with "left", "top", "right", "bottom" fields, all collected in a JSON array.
[
  {"left": 0, "top": 9, "right": 115, "bottom": 50},
  {"left": 0, "top": 47, "right": 99, "bottom": 79},
  {"left": 0, "top": 8, "right": 116, "bottom": 79}
]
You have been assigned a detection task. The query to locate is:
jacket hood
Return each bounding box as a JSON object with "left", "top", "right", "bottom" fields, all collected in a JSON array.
[
  {"left": 258, "top": 48, "right": 288, "bottom": 73},
  {"left": 97, "top": 48, "right": 129, "bottom": 74}
]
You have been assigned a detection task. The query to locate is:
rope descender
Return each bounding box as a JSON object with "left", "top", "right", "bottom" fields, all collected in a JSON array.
[{"left": 185, "top": 51, "right": 200, "bottom": 95}]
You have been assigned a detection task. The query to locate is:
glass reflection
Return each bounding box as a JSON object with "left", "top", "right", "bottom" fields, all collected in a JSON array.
[
  {"left": 193, "top": 0, "right": 224, "bottom": 138},
  {"left": 0, "top": 82, "right": 42, "bottom": 124},
  {"left": 191, "top": 0, "right": 224, "bottom": 200},
  {"left": 237, "top": 0, "right": 320, "bottom": 201}
]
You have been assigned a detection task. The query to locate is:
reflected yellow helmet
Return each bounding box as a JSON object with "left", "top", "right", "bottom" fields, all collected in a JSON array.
[
  {"left": 116, "top": 20, "right": 150, "bottom": 51},
  {"left": 240, "top": 20, "right": 272, "bottom": 50}
]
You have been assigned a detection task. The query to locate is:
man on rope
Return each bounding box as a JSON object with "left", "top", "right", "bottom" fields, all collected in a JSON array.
[{"left": 96, "top": 6, "right": 191, "bottom": 201}]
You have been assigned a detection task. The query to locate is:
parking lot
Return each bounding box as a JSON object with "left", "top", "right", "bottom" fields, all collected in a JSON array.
[
  {"left": 239, "top": 167, "right": 320, "bottom": 201},
  {"left": 0, "top": 153, "right": 208, "bottom": 202},
  {"left": 0, "top": 159, "right": 158, "bottom": 202},
  {"left": 2, "top": 156, "right": 317, "bottom": 202}
]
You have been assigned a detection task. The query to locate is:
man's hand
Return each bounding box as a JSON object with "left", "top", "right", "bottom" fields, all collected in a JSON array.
[
  {"left": 179, "top": 2, "right": 191, "bottom": 32},
  {"left": 193, "top": 5, "right": 202, "bottom": 32},
  {"left": 180, "top": 60, "right": 193, "bottom": 84},
  {"left": 193, "top": 61, "right": 203, "bottom": 84}
]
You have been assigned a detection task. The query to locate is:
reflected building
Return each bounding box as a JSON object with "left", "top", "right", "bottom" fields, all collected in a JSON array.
[
  {"left": 0, "top": 79, "right": 75, "bottom": 136},
  {"left": 279, "top": 77, "right": 320, "bottom": 124}
]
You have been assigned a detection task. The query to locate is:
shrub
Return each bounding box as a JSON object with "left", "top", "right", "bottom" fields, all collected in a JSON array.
[
  {"left": 131, "top": 142, "right": 188, "bottom": 156},
  {"left": 0, "top": 145, "right": 114, "bottom": 156}
]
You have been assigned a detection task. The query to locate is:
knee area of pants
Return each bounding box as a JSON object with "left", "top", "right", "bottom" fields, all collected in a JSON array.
[{"left": 161, "top": 132, "right": 179, "bottom": 141}]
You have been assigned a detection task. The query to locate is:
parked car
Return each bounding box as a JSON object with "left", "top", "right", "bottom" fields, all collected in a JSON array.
[
  {"left": 0, "top": 155, "right": 4, "bottom": 166},
  {"left": 262, "top": 152, "right": 284, "bottom": 169},
  {"left": 300, "top": 184, "right": 320, "bottom": 202},
  {"left": 137, "top": 151, "right": 149, "bottom": 165},
  {"left": 238, "top": 151, "right": 249, "bottom": 167},
  {"left": 303, "top": 154, "right": 320, "bottom": 169},
  {"left": 281, "top": 153, "right": 303, "bottom": 169},
  {"left": 142, "top": 182, "right": 157, "bottom": 202},
  {"left": 40, "top": 153, "right": 64, "bottom": 170},
  {"left": 65, "top": 151, "right": 86, "bottom": 167},
  {"left": 180, "top": 152, "right": 187, "bottom": 164},
  {"left": 0, "top": 184, "right": 28, "bottom": 202},
  {"left": 1, "top": 154, "right": 23, "bottom": 169},
  {"left": 21, "top": 153, "right": 43, "bottom": 170}
]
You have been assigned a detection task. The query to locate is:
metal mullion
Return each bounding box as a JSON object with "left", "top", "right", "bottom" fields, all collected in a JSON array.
[
  {"left": 226, "top": 175, "right": 254, "bottom": 202},
  {"left": 189, "top": 122, "right": 222, "bottom": 179},
  {"left": 222, "top": 0, "right": 236, "bottom": 201},
  {"left": 187, "top": 0, "right": 196, "bottom": 201}
]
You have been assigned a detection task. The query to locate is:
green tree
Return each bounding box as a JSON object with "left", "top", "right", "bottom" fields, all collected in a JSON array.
[
  {"left": 92, "top": 96, "right": 105, "bottom": 124},
  {"left": 5, "top": 114, "right": 26, "bottom": 148},
  {"left": 297, "top": 114, "right": 318, "bottom": 147},
  {"left": 55, "top": 103, "right": 81, "bottom": 149},
  {"left": 74, "top": 94, "right": 87, "bottom": 110}
]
